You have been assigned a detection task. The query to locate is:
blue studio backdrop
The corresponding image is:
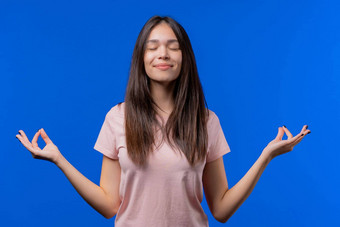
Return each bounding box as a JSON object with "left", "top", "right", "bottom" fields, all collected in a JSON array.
[{"left": 1, "top": 0, "right": 339, "bottom": 226}]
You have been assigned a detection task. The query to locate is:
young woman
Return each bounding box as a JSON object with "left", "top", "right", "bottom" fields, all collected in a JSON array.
[{"left": 16, "top": 16, "right": 311, "bottom": 226}]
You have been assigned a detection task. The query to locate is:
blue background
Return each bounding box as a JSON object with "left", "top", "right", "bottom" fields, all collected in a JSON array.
[{"left": 1, "top": 0, "right": 339, "bottom": 226}]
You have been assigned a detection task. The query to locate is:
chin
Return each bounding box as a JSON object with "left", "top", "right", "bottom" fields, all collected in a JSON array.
[
  {"left": 150, "top": 76, "right": 179, "bottom": 85},
  {"left": 148, "top": 73, "right": 179, "bottom": 83}
]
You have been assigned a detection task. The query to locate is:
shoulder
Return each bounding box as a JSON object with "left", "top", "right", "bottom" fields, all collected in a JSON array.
[
  {"left": 206, "top": 109, "right": 219, "bottom": 126},
  {"left": 106, "top": 102, "right": 125, "bottom": 120},
  {"left": 206, "top": 108, "right": 225, "bottom": 134}
]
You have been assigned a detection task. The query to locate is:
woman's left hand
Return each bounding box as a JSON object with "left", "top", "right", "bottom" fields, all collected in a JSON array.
[{"left": 262, "top": 125, "right": 311, "bottom": 160}]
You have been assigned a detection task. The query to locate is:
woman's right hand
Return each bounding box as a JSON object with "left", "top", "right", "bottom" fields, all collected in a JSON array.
[{"left": 16, "top": 128, "right": 62, "bottom": 164}]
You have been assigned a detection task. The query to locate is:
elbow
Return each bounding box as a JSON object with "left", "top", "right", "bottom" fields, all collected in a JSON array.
[
  {"left": 103, "top": 209, "right": 117, "bottom": 219},
  {"left": 102, "top": 205, "right": 119, "bottom": 219},
  {"left": 214, "top": 213, "right": 230, "bottom": 224},
  {"left": 213, "top": 206, "right": 231, "bottom": 223},
  {"left": 104, "top": 214, "right": 115, "bottom": 219},
  {"left": 216, "top": 216, "right": 230, "bottom": 223},
  {"left": 103, "top": 212, "right": 115, "bottom": 219},
  {"left": 212, "top": 190, "right": 233, "bottom": 223}
]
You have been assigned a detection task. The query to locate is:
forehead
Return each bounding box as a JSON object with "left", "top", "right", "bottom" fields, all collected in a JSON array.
[{"left": 147, "top": 23, "right": 178, "bottom": 42}]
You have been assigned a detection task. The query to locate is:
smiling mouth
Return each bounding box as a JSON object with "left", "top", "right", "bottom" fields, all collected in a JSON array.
[{"left": 155, "top": 65, "right": 172, "bottom": 70}]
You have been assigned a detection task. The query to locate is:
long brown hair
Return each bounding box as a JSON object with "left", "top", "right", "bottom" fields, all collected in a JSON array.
[{"left": 125, "top": 16, "right": 208, "bottom": 167}]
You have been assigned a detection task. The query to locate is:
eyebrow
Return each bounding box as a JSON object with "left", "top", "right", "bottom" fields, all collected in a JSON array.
[{"left": 146, "top": 39, "right": 179, "bottom": 44}]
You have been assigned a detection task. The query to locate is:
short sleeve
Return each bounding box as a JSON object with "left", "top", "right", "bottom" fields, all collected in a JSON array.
[
  {"left": 94, "top": 108, "right": 119, "bottom": 160},
  {"left": 206, "top": 112, "right": 231, "bottom": 163}
]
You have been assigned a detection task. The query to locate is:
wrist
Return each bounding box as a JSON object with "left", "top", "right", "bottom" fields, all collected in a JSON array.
[
  {"left": 259, "top": 150, "right": 273, "bottom": 165},
  {"left": 54, "top": 153, "right": 66, "bottom": 168}
]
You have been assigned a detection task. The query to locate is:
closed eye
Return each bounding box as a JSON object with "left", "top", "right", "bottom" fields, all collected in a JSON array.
[{"left": 146, "top": 44, "right": 180, "bottom": 51}]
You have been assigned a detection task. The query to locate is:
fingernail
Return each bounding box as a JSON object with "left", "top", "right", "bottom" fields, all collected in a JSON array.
[
  {"left": 301, "top": 133, "right": 304, "bottom": 136},
  {"left": 283, "top": 125, "right": 286, "bottom": 128},
  {"left": 307, "top": 131, "right": 311, "bottom": 134},
  {"left": 306, "top": 125, "right": 308, "bottom": 129}
]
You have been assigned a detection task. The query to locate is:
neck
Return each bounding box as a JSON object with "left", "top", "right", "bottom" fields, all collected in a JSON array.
[{"left": 150, "top": 81, "right": 175, "bottom": 117}]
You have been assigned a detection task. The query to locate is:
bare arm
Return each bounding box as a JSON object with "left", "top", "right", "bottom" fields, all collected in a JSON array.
[
  {"left": 16, "top": 128, "right": 121, "bottom": 219},
  {"left": 203, "top": 152, "right": 270, "bottom": 223},
  {"left": 56, "top": 155, "right": 121, "bottom": 219},
  {"left": 203, "top": 125, "right": 311, "bottom": 223}
]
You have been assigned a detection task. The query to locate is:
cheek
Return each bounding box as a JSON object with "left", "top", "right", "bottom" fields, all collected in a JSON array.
[
  {"left": 143, "top": 56, "right": 150, "bottom": 71},
  {"left": 176, "top": 54, "right": 182, "bottom": 70},
  {"left": 144, "top": 53, "right": 154, "bottom": 67}
]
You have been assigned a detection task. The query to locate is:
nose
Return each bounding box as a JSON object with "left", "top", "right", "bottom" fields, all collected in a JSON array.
[{"left": 158, "top": 45, "right": 169, "bottom": 60}]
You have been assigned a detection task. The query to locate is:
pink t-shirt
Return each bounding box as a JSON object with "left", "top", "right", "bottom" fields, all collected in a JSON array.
[{"left": 94, "top": 103, "right": 230, "bottom": 227}]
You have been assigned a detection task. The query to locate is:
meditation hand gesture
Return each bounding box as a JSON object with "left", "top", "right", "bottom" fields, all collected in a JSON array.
[
  {"left": 262, "top": 125, "right": 311, "bottom": 160},
  {"left": 16, "top": 128, "right": 62, "bottom": 164}
]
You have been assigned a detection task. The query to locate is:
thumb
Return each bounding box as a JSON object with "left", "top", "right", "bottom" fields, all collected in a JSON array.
[
  {"left": 40, "top": 128, "right": 53, "bottom": 144},
  {"left": 274, "top": 127, "right": 284, "bottom": 141}
]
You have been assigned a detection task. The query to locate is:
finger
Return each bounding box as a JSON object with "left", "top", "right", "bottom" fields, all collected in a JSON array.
[
  {"left": 291, "top": 134, "right": 305, "bottom": 147},
  {"left": 289, "top": 127, "right": 310, "bottom": 145},
  {"left": 40, "top": 128, "right": 53, "bottom": 144},
  {"left": 292, "top": 128, "right": 311, "bottom": 145},
  {"left": 18, "top": 130, "right": 31, "bottom": 143},
  {"left": 274, "top": 127, "right": 284, "bottom": 141},
  {"left": 16, "top": 134, "right": 24, "bottom": 143},
  {"left": 16, "top": 133, "right": 23, "bottom": 141},
  {"left": 296, "top": 125, "right": 310, "bottom": 139},
  {"left": 300, "top": 125, "right": 309, "bottom": 134},
  {"left": 282, "top": 125, "right": 293, "bottom": 139},
  {"left": 16, "top": 133, "right": 35, "bottom": 152},
  {"left": 288, "top": 132, "right": 304, "bottom": 145},
  {"left": 16, "top": 131, "right": 31, "bottom": 147},
  {"left": 31, "top": 130, "right": 41, "bottom": 148}
]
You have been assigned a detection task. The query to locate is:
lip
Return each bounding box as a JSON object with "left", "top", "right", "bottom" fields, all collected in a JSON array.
[
  {"left": 155, "top": 65, "right": 171, "bottom": 70},
  {"left": 154, "top": 63, "right": 173, "bottom": 70},
  {"left": 154, "top": 63, "right": 173, "bottom": 67}
]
